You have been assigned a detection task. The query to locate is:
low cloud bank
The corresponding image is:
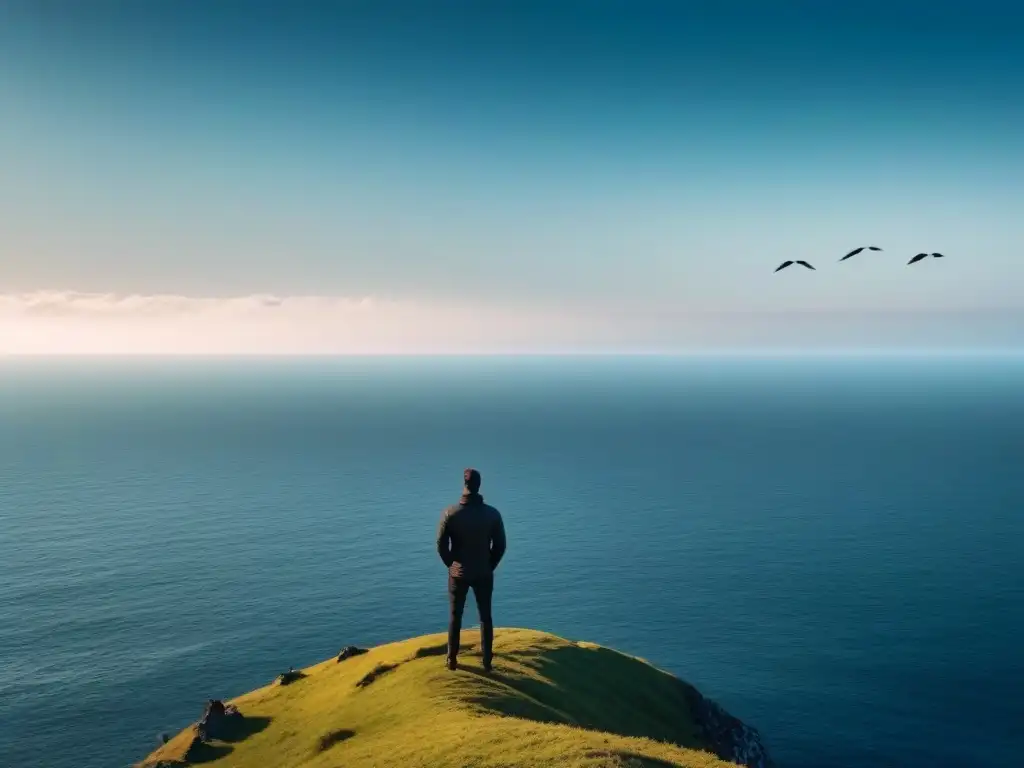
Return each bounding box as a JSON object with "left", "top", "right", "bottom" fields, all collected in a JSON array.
[
  {"left": 0, "top": 291, "right": 1020, "bottom": 355},
  {"left": 0, "top": 291, "right": 594, "bottom": 354}
]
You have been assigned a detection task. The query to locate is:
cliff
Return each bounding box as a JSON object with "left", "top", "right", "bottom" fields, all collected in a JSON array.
[{"left": 141, "top": 628, "right": 772, "bottom": 768}]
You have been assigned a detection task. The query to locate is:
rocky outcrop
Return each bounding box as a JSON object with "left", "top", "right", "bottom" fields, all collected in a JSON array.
[
  {"left": 337, "top": 645, "right": 368, "bottom": 662},
  {"left": 140, "top": 701, "right": 247, "bottom": 767},
  {"left": 277, "top": 667, "right": 305, "bottom": 686},
  {"left": 196, "top": 699, "right": 243, "bottom": 741},
  {"left": 684, "top": 689, "right": 774, "bottom": 768}
]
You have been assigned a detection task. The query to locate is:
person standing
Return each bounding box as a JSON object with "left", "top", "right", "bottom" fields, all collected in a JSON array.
[{"left": 436, "top": 468, "right": 506, "bottom": 671}]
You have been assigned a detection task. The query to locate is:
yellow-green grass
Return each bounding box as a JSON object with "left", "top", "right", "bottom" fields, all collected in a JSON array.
[{"left": 141, "top": 628, "right": 738, "bottom": 768}]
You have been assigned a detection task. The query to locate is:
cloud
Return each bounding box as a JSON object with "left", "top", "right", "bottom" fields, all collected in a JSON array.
[
  {"left": 0, "top": 291, "right": 598, "bottom": 354},
  {"left": 1, "top": 291, "right": 1020, "bottom": 355},
  {"left": 1, "top": 291, "right": 375, "bottom": 319}
]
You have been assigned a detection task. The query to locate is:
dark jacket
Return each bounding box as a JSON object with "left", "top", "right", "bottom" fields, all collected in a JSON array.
[{"left": 437, "top": 492, "right": 506, "bottom": 580}]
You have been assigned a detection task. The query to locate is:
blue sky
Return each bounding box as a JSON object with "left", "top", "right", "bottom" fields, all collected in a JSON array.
[{"left": 1, "top": 1, "right": 1022, "bottom": 353}]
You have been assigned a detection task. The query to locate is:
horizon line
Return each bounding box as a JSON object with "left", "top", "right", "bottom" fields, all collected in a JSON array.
[{"left": 2, "top": 348, "right": 1023, "bottom": 360}]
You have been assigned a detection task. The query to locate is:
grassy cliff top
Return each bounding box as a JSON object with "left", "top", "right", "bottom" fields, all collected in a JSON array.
[{"left": 141, "top": 628, "right": 751, "bottom": 768}]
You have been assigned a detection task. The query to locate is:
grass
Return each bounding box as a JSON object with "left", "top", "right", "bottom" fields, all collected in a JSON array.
[{"left": 140, "top": 628, "right": 739, "bottom": 768}]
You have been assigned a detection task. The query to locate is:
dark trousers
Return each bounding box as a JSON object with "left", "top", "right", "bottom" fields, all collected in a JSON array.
[{"left": 447, "top": 574, "right": 494, "bottom": 664}]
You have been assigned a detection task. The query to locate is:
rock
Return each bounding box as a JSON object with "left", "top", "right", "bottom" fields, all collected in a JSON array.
[
  {"left": 337, "top": 645, "right": 368, "bottom": 663},
  {"left": 684, "top": 689, "right": 774, "bottom": 768},
  {"left": 277, "top": 667, "right": 306, "bottom": 686},
  {"left": 197, "top": 698, "right": 243, "bottom": 741}
]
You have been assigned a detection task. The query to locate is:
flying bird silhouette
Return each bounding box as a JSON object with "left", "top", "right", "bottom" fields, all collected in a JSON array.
[
  {"left": 839, "top": 246, "right": 883, "bottom": 261},
  {"left": 908, "top": 252, "right": 946, "bottom": 265},
  {"left": 775, "top": 260, "right": 816, "bottom": 272}
]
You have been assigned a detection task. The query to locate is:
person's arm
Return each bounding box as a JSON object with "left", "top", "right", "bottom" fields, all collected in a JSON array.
[
  {"left": 489, "top": 511, "right": 506, "bottom": 571},
  {"left": 437, "top": 511, "right": 454, "bottom": 568}
]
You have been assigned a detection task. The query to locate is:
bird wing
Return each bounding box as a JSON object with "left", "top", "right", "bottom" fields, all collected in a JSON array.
[
  {"left": 931, "top": 252, "right": 945, "bottom": 257},
  {"left": 775, "top": 260, "right": 794, "bottom": 272},
  {"left": 840, "top": 246, "right": 865, "bottom": 261},
  {"left": 868, "top": 246, "right": 882, "bottom": 251},
  {"left": 908, "top": 253, "right": 927, "bottom": 264},
  {"left": 796, "top": 260, "right": 816, "bottom": 270}
]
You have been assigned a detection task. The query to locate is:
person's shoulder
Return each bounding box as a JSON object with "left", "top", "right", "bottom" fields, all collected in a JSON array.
[{"left": 484, "top": 503, "right": 502, "bottom": 518}]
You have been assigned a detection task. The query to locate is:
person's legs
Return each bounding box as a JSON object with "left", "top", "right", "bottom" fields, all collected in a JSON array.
[
  {"left": 447, "top": 575, "right": 469, "bottom": 669},
  {"left": 471, "top": 575, "right": 494, "bottom": 670}
]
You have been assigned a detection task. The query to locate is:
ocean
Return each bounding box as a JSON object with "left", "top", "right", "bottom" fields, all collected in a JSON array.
[{"left": 0, "top": 355, "right": 1021, "bottom": 768}]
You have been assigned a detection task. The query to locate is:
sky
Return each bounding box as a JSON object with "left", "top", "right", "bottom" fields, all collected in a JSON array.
[{"left": 1, "top": 0, "right": 1022, "bottom": 354}]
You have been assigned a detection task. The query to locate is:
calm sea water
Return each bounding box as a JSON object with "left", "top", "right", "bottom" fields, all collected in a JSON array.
[{"left": 0, "top": 355, "right": 1021, "bottom": 768}]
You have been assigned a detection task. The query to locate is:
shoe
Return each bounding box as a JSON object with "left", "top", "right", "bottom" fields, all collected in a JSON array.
[{"left": 445, "top": 657, "right": 458, "bottom": 671}]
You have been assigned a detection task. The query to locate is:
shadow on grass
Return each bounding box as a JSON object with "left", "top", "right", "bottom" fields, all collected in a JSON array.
[
  {"left": 462, "top": 664, "right": 572, "bottom": 726},
  {"left": 413, "top": 642, "right": 474, "bottom": 659},
  {"left": 316, "top": 728, "right": 356, "bottom": 752},
  {"left": 586, "top": 749, "right": 691, "bottom": 767},
  {"left": 356, "top": 663, "right": 399, "bottom": 689},
  {"left": 462, "top": 643, "right": 708, "bottom": 752},
  {"left": 414, "top": 644, "right": 448, "bottom": 658},
  {"left": 186, "top": 741, "right": 233, "bottom": 763},
  {"left": 218, "top": 715, "right": 272, "bottom": 743}
]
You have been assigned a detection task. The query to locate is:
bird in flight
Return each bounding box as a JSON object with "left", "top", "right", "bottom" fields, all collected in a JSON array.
[
  {"left": 775, "top": 260, "right": 816, "bottom": 272},
  {"left": 839, "top": 246, "right": 883, "bottom": 261},
  {"left": 908, "top": 252, "right": 946, "bottom": 265}
]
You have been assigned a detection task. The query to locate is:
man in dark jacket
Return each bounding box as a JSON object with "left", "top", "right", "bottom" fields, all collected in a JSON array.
[{"left": 436, "top": 468, "right": 506, "bottom": 672}]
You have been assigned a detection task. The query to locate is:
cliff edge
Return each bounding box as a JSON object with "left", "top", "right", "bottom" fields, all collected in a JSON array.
[{"left": 141, "top": 628, "right": 772, "bottom": 768}]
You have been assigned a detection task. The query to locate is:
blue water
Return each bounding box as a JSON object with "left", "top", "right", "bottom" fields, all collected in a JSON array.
[{"left": 1, "top": 355, "right": 1021, "bottom": 768}]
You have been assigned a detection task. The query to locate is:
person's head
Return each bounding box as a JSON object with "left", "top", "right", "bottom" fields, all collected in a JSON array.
[{"left": 464, "top": 467, "right": 481, "bottom": 494}]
